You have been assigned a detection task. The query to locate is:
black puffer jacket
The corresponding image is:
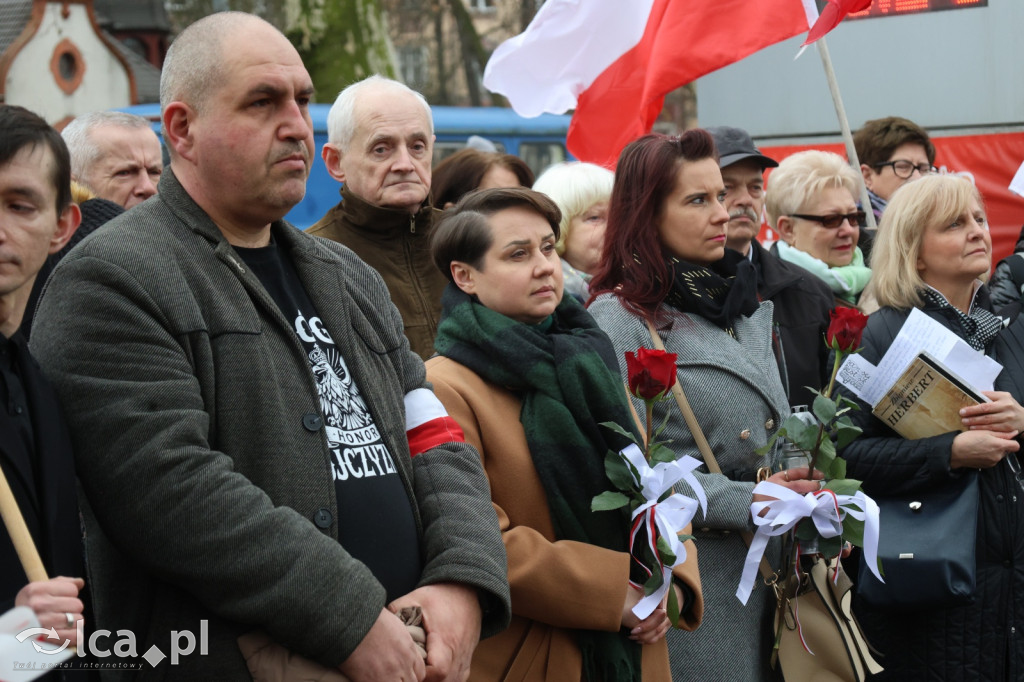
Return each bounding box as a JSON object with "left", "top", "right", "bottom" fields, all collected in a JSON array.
[
  {"left": 988, "top": 226, "right": 1024, "bottom": 311},
  {"left": 837, "top": 291, "right": 1024, "bottom": 681}
]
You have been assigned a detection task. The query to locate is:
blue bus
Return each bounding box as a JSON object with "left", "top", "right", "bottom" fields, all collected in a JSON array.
[{"left": 119, "top": 103, "right": 572, "bottom": 229}]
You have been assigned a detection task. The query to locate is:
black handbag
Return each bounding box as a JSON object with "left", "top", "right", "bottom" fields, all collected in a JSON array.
[{"left": 857, "top": 471, "right": 978, "bottom": 612}]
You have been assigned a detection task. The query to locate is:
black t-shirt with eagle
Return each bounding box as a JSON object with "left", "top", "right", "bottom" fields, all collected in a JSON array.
[{"left": 235, "top": 240, "right": 421, "bottom": 602}]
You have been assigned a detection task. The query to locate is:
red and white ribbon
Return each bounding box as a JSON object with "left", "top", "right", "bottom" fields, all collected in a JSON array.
[
  {"left": 735, "top": 481, "right": 881, "bottom": 605},
  {"left": 620, "top": 444, "right": 706, "bottom": 619}
]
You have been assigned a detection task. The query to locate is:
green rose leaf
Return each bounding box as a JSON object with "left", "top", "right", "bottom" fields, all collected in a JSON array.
[
  {"left": 812, "top": 393, "right": 837, "bottom": 425},
  {"left": 827, "top": 456, "right": 847, "bottom": 480},
  {"left": 643, "top": 569, "right": 666, "bottom": 596},
  {"left": 600, "top": 421, "right": 638, "bottom": 444},
  {"left": 656, "top": 535, "right": 677, "bottom": 566},
  {"left": 843, "top": 516, "right": 866, "bottom": 548},
  {"left": 837, "top": 396, "right": 862, "bottom": 412},
  {"left": 834, "top": 423, "right": 862, "bottom": 449},
  {"left": 755, "top": 428, "right": 783, "bottom": 456},
  {"left": 591, "top": 490, "right": 630, "bottom": 511},
  {"left": 824, "top": 477, "right": 861, "bottom": 496},
  {"left": 605, "top": 450, "right": 637, "bottom": 492},
  {"left": 667, "top": 582, "right": 682, "bottom": 628},
  {"left": 648, "top": 442, "right": 676, "bottom": 464},
  {"left": 783, "top": 415, "right": 819, "bottom": 451}
]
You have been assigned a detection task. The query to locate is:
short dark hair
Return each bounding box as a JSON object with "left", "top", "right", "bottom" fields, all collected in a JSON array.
[
  {"left": 430, "top": 149, "right": 535, "bottom": 209},
  {"left": 589, "top": 130, "right": 717, "bottom": 317},
  {"left": 430, "top": 187, "right": 561, "bottom": 282},
  {"left": 853, "top": 116, "right": 935, "bottom": 168},
  {"left": 0, "top": 105, "right": 72, "bottom": 212}
]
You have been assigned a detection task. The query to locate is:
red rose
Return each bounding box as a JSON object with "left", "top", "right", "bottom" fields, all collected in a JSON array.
[
  {"left": 826, "top": 307, "right": 869, "bottom": 353},
  {"left": 625, "top": 347, "right": 678, "bottom": 401}
]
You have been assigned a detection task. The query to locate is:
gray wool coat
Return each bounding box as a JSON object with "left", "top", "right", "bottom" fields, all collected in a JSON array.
[
  {"left": 589, "top": 294, "right": 789, "bottom": 682},
  {"left": 30, "top": 170, "right": 510, "bottom": 680}
]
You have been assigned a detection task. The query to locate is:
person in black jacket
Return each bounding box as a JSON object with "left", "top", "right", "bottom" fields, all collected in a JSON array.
[
  {"left": 838, "top": 174, "right": 1024, "bottom": 680},
  {"left": 0, "top": 106, "right": 85, "bottom": 662},
  {"left": 708, "top": 126, "right": 834, "bottom": 407},
  {"left": 987, "top": 223, "right": 1024, "bottom": 311}
]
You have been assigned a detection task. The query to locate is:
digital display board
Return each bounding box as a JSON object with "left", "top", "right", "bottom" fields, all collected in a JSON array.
[{"left": 848, "top": 0, "right": 987, "bottom": 20}]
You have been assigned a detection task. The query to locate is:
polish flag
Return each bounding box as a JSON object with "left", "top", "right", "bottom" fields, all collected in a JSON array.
[
  {"left": 803, "top": 0, "right": 874, "bottom": 46},
  {"left": 485, "top": 0, "right": 824, "bottom": 168},
  {"left": 405, "top": 388, "right": 465, "bottom": 457}
]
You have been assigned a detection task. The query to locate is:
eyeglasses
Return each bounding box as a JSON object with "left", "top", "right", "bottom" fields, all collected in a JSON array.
[
  {"left": 1006, "top": 452, "right": 1024, "bottom": 495},
  {"left": 788, "top": 211, "right": 866, "bottom": 229},
  {"left": 873, "top": 160, "right": 938, "bottom": 179}
]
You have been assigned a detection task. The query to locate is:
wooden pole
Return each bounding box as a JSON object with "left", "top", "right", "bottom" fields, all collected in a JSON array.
[
  {"left": 0, "top": 464, "right": 48, "bottom": 582},
  {"left": 815, "top": 36, "right": 878, "bottom": 230}
]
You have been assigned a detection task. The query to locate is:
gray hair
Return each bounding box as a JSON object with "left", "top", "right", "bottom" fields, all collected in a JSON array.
[
  {"left": 62, "top": 111, "right": 153, "bottom": 179},
  {"left": 326, "top": 75, "right": 433, "bottom": 149}
]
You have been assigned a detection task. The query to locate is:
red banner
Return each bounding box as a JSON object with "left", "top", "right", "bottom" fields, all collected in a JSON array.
[{"left": 760, "top": 131, "right": 1024, "bottom": 265}]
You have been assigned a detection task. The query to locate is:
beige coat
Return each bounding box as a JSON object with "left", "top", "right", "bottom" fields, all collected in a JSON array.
[{"left": 426, "top": 357, "right": 703, "bottom": 682}]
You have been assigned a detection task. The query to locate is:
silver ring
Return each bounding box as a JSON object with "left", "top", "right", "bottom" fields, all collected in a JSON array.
[{"left": 64, "top": 612, "right": 74, "bottom": 628}]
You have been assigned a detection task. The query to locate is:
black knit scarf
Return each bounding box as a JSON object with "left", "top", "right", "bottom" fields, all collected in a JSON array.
[
  {"left": 434, "top": 284, "right": 643, "bottom": 682},
  {"left": 662, "top": 249, "right": 760, "bottom": 336}
]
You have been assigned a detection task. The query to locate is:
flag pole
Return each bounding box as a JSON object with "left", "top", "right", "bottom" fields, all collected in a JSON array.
[
  {"left": 0, "top": 465, "right": 49, "bottom": 582},
  {"left": 815, "top": 36, "right": 878, "bottom": 230}
]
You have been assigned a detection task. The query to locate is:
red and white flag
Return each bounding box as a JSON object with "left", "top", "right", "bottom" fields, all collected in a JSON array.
[
  {"left": 803, "top": 0, "right": 874, "bottom": 46},
  {"left": 485, "top": 0, "right": 824, "bottom": 168}
]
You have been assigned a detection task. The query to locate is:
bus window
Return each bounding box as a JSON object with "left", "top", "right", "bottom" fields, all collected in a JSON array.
[
  {"left": 519, "top": 142, "right": 567, "bottom": 177},
  {"left": 433, "top": 140, "right": 505, "bottom": 167}
]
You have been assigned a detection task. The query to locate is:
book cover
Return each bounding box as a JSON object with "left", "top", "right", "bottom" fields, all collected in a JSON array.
[{"left": 871, "top": 352, "right": 987, "bottom": 440}]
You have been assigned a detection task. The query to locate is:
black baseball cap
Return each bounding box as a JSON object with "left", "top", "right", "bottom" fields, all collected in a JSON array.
[{"left": 707, "top": 126, "right": 778, "bottom": 170}]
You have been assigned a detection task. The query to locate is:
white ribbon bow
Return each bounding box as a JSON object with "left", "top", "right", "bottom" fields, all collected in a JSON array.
[
  {"left": 620, "top": 444, "right": 707, "bottom": 618},
  {"left": 735, "top": 481, "right": 882, "bottom": 605}
]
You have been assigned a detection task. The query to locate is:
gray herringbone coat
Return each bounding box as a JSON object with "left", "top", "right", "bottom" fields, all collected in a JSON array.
[
  {"left": 30, "top": 170, "right": 510, "bottom": 680},
  {"left": 590, "top": 294, "right": 789, "bottom": 682}
]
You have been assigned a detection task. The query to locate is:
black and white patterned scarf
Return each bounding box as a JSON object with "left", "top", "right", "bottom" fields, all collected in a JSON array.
[{"left": 920, "top": 286, "right": 1003, "bottom": 351}]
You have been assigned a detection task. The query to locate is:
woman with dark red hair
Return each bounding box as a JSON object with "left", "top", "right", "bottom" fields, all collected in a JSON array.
[{"left": 589, "top": 131, "right": 817, "bottom": 680}]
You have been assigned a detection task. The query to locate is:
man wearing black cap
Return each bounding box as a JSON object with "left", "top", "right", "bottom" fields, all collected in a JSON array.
[{"left": 708, "top": 126, "right": 834, "bottom": 407}]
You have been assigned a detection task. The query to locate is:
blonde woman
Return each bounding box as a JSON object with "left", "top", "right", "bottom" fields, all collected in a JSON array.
[
  {"left": 533, "top": 162, "right": 615, "bottom": 303},
  {"left": 766, "top": 150, "right": 871, "bottom": 307},
  {"left": 837, "top": 174, "right": 1024, "bottom": 680}
]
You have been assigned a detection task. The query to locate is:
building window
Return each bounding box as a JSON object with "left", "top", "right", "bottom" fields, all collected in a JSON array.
[
  {"left": 467, "top": 0, "right": 496, "bottom": 12},
  {"left": 50, "top": 39, "right": 85, "bottom": 95},
  {"left": 398, "top": 46, "right": 429, "bottom": 91}
]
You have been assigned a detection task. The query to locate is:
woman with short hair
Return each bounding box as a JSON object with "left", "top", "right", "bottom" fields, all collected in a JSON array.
[
  {"left": 838, "top": 173, "right": 1024, "bottom": 680},
  {"left": 425, "top": 186, "right": 703, "bottom": 681},
  {"left": 533, "top": 161, "right": 614, "bottom": 303},
  {"left": 765, "top": 150, "right": 871, "bottom": 307}
]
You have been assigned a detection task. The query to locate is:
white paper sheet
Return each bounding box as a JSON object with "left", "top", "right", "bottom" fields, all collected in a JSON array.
[
  {"left": 837, "top": 308, "right": 1003, "bottom": 405},
  {"left": 0, "top": 606, "right": 75, "bottom": 681},
  {"left": 836, "top": 353, "right": 876, "bottom": 404}
]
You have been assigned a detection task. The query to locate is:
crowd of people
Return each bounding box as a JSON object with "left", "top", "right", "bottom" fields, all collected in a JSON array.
[{"left": 2, "top": 9, "right": 1022, "bottom": 682}]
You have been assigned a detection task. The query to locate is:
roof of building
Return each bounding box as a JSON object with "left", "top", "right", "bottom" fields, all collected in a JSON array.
[
  {"left": 93, "top": 0, "right": 169, "bottom": 32},
  {"left": 0, "top": 0, "right": 32, "bottom": 56},
  {"left": 105, "top": 30, "right": 161, "bottom": 103}
]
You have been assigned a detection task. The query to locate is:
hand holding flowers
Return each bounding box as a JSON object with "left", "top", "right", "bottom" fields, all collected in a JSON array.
[{"left": 592, "top": 347, "right": 706, "bottom": 627}]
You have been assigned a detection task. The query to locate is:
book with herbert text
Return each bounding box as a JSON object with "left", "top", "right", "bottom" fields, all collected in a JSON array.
[{"left": 872, "top": 351, "right": 987, "bottom": 440}]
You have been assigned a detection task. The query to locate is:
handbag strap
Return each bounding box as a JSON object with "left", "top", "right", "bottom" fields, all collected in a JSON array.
[{"left": 643, "top": 317, "right": 775, "bottom": 582}]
